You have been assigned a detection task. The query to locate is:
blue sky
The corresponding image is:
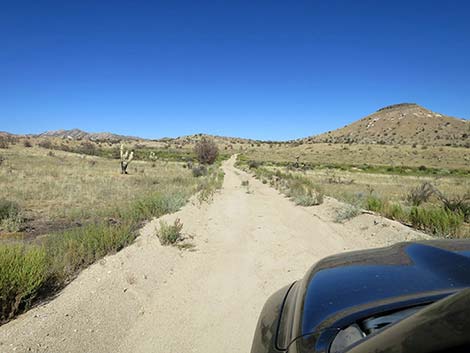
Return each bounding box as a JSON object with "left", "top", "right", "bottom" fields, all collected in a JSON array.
[{"left": 1, "top": 0, "right": 469, "bottom": 140}]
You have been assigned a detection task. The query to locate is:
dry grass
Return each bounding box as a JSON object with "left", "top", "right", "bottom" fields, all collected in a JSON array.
[
  {"left": 0, "top": 145, "right": 199, "bottom": 236},
  {"left": 237, "top": 154, "right": 470, "bottom": 238},
  {"left": 239, "top": 143, "right": 470, "bottom": 171},
  {"left": 0, "top": 144, "right": 224, "bottom": 323}
]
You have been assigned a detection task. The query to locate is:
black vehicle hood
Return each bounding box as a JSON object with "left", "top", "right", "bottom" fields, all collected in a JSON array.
[{"left": 299, "top": 240, "right": 470, "bottom": 336}]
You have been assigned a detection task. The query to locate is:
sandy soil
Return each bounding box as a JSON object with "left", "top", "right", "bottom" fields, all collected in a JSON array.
[{"left": 0, "top": 156, "right": 428, "bottom": 353}]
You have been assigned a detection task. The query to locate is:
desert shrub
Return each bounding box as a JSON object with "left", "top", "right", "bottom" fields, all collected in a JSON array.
[
  {"left": 0, "top": 199, "right": 19, "bottom": 221},
  {"left": 407, "top": 182, "right": 435, "bottom": 206},
  {"left": 0, "top": 244, "right": 47, "bottom": 322},
  {"left": 382, "top": 202, "right": 406, "bottom": 221},
  {"left": 335, "top": 204, "right": 361, "bottom": 223},
  {"left": 192, "top": 165, "right": 207, "bottom": 177},
  {"left": 409, "top": 206, "right": 464, "bottom": 237},
  {"left": 436, "top": 191, "right": 470, "bottom": 222},
  {"left": 285, "top": 177, "right": 323, "bottom": 206},
  {"left": 294, "top": 192, "right": 323, "bottom": 206},
  {"left": 248, "top": 160, "right": 261, "bottom": 169},
  {"left": 366, "top": 195, "right": 384, "bottom": 212},
  {"left": 23, "top": 140, "right": 33, "bottom": 148},
  {"left": 0, "top": 137, "right": 9, "bottom": 149},
  {"left": 45, "top": 222, "right": 135, "bottom": 280},
  {"left": 78, "top": 141, "right": 99, "bottom": 156},
  {"left": 38, "top": 140, "right": 53, "bottom": 149},
  {"left": 0, "top": 199, "right": 23, "bottom": 232},
  {"left": 197, "top": 169, "right": 225, "bottom": 202},
  {"left": 194, "top": 138, "right": 219, "bottom": 165},
  {"left": 157, "top": 218, "right": 183, "bottom": 245}
]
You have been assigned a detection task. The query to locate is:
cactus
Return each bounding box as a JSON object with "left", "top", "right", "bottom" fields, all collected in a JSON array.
[{"left": 120, "top": 144, "right": 134, "bottom": 174}]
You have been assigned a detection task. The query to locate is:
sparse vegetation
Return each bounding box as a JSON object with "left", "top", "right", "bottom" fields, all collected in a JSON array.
[
  {"left": 241, "top": 164, "right": 323, "bottom": 206},
  {"left": 409, "top": 206, "right": 464, "bottom": 237},
  {"left": 157, "top": 218, "right": 184, "bottom": 245},
  {"left": 0, "top": 244, "right": 47, "bottom": 322},
  {"left": 0, "top": 144, "right": 225, "bottom": 323},
  {"left": 192, "top": 165, "right": 207, "bottom": 177},
  {"left": 194, "top": 138, "right": 219, "bottom": 165},
  {"left": 407, "top": 182, "right": 435, "bottom": 206},
  {"left": 335, "top": 204, "right": 361, "bottom": 223},
  {"left": 0, "top": 199, "right": 23, "bottom": 233},
  {"left": 237, "top": 154, "right": 469, "bottom": 238}
]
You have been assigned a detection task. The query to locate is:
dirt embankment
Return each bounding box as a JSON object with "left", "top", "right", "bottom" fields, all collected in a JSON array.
[{"left": 0, "top": 156, "right": 427, "bottom": 353}]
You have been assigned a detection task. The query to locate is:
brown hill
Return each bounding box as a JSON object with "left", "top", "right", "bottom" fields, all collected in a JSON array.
[
  {"left": 37, "top": 128, "right": 140, "bottom": 142},
  {"left": 304, "top": 103, "right": 470, "bottom": 147}
]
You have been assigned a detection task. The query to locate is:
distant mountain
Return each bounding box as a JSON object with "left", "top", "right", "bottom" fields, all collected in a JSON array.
[
  {"left": 304, "top": 103, "right": 470, "bottom": 147},
  {"left": 157, "top": 133, "right": 262, "bottom": 145},
  {"left": 37, "top": 129, "right": 140, "bottom": 141}
]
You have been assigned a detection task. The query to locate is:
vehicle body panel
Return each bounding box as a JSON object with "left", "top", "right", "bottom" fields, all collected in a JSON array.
[{"left": 251, "top": 239, "right": 470, "bottom": 353}]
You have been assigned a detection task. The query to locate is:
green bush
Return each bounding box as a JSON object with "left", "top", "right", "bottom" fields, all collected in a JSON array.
[
  {"left": 0, "top": 199, "right": 19, "bottom": 221},
  {"left": 383, "top": 202, "right": 406, "bottom": 221},
  {"left": 192, "top": 165, "right": 207, "bottom": 177},
  {"left": 409, "top": 206, "right": 464, "bottom": 237},
  {"left": 44, "top": 222, "right": 135, "bottom": 281},
  {"left": 0, "top": 199, "right": 23, "bottom": 232},
  {"left": 0, "top": 244, "right": 47, "bottom": 322},
  {"left": 366, "top": 196, "right": 384, "bottom": 212},
  {"left": 157, "top": 218, "right": 184, "bottom": 245}
]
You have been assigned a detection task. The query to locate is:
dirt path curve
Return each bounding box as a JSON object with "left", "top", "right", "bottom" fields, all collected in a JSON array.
[{"left": 0, "top": 156, "right": 426, "bottom": 353}]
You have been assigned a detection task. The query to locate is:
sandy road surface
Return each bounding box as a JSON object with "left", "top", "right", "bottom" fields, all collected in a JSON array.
[{"left": 0, "top": 156, "right": 426, "bottom": 353}]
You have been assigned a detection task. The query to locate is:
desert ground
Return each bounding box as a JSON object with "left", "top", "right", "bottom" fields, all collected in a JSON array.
[{"left": 0, "top": 156, "right": 429, "bottom": 353}]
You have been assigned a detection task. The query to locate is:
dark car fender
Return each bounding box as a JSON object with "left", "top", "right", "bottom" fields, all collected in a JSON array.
[{"left": 250, "top": 283, "right": 295, "bottom": 353}]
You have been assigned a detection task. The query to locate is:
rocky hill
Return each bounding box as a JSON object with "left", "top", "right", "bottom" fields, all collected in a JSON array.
[
  {"left": 304, "top": 103, "right": 470, "bottom": 147},
  {"left": 37, "top": 129, "right": 140, "bottom": 142}
]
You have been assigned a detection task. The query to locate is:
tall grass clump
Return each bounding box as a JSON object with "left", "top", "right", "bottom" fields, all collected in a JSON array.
[
  {"left": 156, "top": 218, "right": 184, "bottom": 245},
  {"left": 0, "top": 199, "right": 23, "bottom": 232},
  {"left": 0, "top": 244, "right": 47, "bottom": 322},
  {"left": 409, "top": 206, "right": 464, "bottom": 237},
  {"left": 44, "top": 222, "right": 136, "bottom": 283},
  {"left": 197, "top": 167, "right": 224, "bottom": 202}
]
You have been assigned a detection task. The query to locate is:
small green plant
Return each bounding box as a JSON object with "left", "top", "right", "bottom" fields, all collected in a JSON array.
[
  {"left": 366, "top": 195, "right": 384, "bottom": 212},
  {"left": 157, "top": 218, "right": 184, "bottom": 245},
  {"left": 0, "top": 199, "right": 23, "bottom": 232},
  {"left": 192, "top": 165, "right": 207, "bottom": 177},
  {"left": 382, "top": 202, "right": 406, "bottom": 221},
  {"left": 0, "top": 244, "right": 47, "bottom": 322},
  {"left": 335, "top": 204, "right": 361, "bottom": 223},
  {"left": 294, "top": 192, "right": 323, "bottom": 206}
]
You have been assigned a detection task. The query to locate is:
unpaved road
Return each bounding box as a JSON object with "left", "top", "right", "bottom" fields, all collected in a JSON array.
[{"left": 0, "top": 156, "right": 427, "bottom": 353}]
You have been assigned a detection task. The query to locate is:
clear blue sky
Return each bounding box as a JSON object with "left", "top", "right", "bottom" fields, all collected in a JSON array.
[{"left": 1, "top": 0, "right": 469, "bottom": 140}]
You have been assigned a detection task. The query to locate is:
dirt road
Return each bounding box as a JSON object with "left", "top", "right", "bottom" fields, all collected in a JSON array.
[{"left": 0, "top": 156, "right": 426, "bottom": 353}]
